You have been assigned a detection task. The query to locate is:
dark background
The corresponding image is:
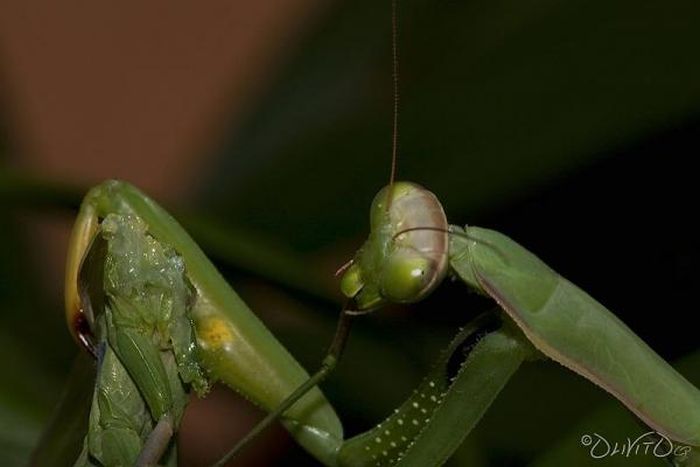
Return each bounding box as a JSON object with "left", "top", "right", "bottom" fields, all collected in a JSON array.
[{"left": 1, "top": 0, "right": 698, "bottom": 465}]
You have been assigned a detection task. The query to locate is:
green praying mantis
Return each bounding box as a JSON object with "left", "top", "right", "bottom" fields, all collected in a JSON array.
[
  {"left": 55, "top": 1, "right": 700, "bottom": 465},
  {"left": 215, "top": 178, "right": 700, "bottom": 467},
  {"left": 209, "top": 3, "right": 700, "bottom": 466}
]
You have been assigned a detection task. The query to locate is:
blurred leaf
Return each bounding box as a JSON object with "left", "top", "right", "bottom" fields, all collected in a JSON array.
[
  {"left": 0, "top": 332, "right": 63, "bottom": 466},
  {"left": 0, "top": 171, "right": 83, "bottom": 212}
]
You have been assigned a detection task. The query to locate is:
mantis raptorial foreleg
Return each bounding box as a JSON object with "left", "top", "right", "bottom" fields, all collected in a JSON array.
[
  {"left": 336, "top": 314, "right": 535, "bottom": 467},
  {"left": 213, "top": 310, "right": 354, "bottom": 466}
]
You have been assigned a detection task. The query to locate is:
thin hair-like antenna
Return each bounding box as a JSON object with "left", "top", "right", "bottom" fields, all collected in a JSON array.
[
  {"left": 385, "top": 0, "right": 400, "bottom": 214},
  {"left": 392, "top": 226, "right": 511, "bottom": 265},
  {"left": 389, "top": 0, "right": 399, "bottom": 187}
]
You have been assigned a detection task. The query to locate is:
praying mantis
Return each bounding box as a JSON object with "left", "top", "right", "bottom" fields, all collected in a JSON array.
[
  {"left": 211, "top": 178, "right": 700, "bottom": 466},
  {"left": 210, "top": 2, "right": 700, "bottom": 466},
  {"left": 50, "top": 1, "right": 700, "bottom": 465}
]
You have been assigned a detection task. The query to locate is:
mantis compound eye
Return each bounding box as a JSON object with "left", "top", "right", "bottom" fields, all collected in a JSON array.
[{"left": 380, "top": 254, "right": 436, "bottom": 302}]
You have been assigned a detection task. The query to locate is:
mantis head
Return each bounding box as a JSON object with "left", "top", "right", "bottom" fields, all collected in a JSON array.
[{"left": 340, "top": 181, "right": 449, "bottom": 310}]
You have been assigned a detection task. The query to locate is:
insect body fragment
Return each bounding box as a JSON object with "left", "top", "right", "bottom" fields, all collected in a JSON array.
[{"left": 65, "top": 180, "right": 343, "bottom": 466}]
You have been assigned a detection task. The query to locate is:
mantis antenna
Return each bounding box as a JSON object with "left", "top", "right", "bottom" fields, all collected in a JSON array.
[
  {"left": 389, "top": 0, "right": 399, "bottom": 188},
  {"left": 386, "top": 0, "right": 400, "bottom": 214},
  {"left": 392, "top": 226, "right": 511, "bottom": 265}
]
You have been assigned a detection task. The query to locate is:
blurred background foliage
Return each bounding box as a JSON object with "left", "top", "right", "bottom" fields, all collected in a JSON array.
[{"left": 1, "top": 0, "right": 699, "bottom": 465}]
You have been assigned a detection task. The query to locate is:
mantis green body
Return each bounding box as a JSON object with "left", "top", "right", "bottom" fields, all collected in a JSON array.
[{"left": 65, "top": 180, "right": 343, "bottom": 466}]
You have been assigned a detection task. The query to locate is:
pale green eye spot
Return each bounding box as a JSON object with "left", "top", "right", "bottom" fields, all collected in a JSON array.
[{"left": 381, "top": 255, "right": 434, "bottom": 302}]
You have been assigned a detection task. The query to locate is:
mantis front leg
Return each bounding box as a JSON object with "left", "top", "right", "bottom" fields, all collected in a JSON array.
[
  {"left": 219, "top": 310, "right": 535, "bottom": 467},
  {"left": 337, "top": 319, "right": 535, "bottom": 467}
]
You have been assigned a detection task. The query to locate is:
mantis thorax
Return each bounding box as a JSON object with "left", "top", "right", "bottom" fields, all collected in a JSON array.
[{"left": 340, "top": 181, "right": 449, "bottom": 310}]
